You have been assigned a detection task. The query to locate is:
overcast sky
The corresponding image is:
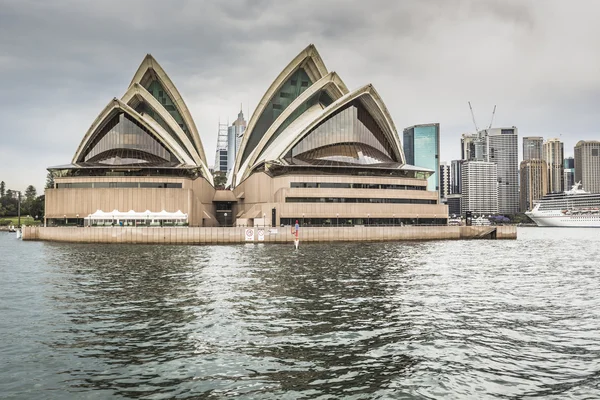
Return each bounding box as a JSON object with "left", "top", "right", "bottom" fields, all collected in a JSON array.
[{"left": 1, "top": 0, "right": 599, "bottom": 193}]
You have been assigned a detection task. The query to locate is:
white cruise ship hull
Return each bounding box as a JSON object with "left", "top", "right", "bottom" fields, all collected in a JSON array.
[{"left": 526, "top": 211, "right": 600, "bottom": 227}]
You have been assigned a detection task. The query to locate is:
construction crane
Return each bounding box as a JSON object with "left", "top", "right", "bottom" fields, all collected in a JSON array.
[
  {"left": 488, "top": 105, "right": 496, "bottom": 129},
  {"left": 468, "top": 101, "right": 479, "bottom": 133}
]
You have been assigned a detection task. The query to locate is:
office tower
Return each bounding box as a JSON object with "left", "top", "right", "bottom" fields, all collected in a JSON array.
[
  {"left": 461, "top": 133, "right": 476, "bottom": 160},
  {"left": 214, "top": 122, "right": 229, "bottom": 172},
  {"left": 523, "top": 136, "right": 543, "bottom": 160},
  {"left": 403, "top": 123, "right": 440, "bottom": 192},
  {"left": 450, "top": 160, "right": 463, "bottom": 194},
  {"left": 227, "top": 108, "right": 247, "bottom": 173},
  {"left": 447, "top": 194, "right": 462, "bottom": 217},
  {"left": 574, "top": 140, "right": 600, "bottom": 193},
  {"left": 564, "top": 157, "right": 575, "bottom": 190},
  {"left": 461, "top": 161, "right": 498, "bottom": 216},
  {"left": 461, "top": 132, "right": 486, "bottom": 161},
  {"left": 519, "top": 159, "right": 548, "bottom": 212},
  {"left": 543, "top": 138, "right": 564, "bottom": 194},
  {"left": 486, "top": 128, "right": 519, "bottom": 214},
  {"left": 439, "top": 162, "right": 450, "bottom": 200}
]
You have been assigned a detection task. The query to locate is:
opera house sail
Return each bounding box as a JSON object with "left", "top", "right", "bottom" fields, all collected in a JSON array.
[
  {"left": 45, "top": 55, "right": 217, "bottom": 227},
  {"left": 232, "top": 44, "right": 448, "bottom": 226},
  {"left": 45, "top": 45, "right": 447, "bottom": 228}
]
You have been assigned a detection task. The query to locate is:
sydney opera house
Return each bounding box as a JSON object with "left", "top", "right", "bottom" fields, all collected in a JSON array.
[{"left": 46, "top": 45, "right": 448, "bottom": 227}]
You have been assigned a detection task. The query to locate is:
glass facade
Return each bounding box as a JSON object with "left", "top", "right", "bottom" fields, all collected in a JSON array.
[
  {"left": 134, "top": 101, "right": 194, "bottom": 162},
  {"left": 290, "top": 182, "right": 425, "bottom": 190},
  {"left": 403, "top": 124, "right": 439, "bottom": 191},
  {"left": 240, "top": 68, "right": 313, "bottom": 165},
  {"left": 145, "top": 79, "right": 194, "bottom": 145},
  {"left": 80, "top": 113, "right": 176, "bottom": 166},
  {"left": 286, "top": 197, "right": 436, "bottom": 204},
  {"left": 256, "top": 90, "right": 333, "bottom": 161},
  {"left": 279, "top": 217, "right": 446, "bottom": 226},
  {"left": 56, "top": 182, "right": 183, "bottom": 189},
  {"left": 284, "top": 100, "right": 396, "bottom": 165},
  {"left": 264, "top": 164, "right": 431, "bottom": 180}
]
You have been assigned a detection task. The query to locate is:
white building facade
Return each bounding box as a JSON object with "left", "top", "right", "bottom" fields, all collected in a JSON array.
[{"left": 461, "top": 161, "right": 499, "bottom": 216}]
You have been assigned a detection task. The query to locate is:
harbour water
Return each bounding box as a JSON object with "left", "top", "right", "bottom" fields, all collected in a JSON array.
[{"left": 1, "top": 227, "right": 600, "bottom": 398}]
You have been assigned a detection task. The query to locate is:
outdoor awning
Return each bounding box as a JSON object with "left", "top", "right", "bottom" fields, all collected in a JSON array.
[{"left": 84, "top": 209, "right": 188, "bottom": 220}]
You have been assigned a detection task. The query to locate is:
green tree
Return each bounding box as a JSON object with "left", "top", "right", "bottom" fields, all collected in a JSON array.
[
  {"left": 29, "top": 195, "right": 45, "bottom": 221},
  {"left": 45, "top": 172, "right": 55, "bottom": 190},
  {"left": 0, "top": 181, "right": 5, "bottom": 198},
  {"left": 213, "top": 172, "right": 227, "bottom": 189},
  {"left": 25, "top": 185, "right": 37, "bottom": 202}
]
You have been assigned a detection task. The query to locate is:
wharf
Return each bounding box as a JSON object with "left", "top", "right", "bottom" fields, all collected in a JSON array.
[{"left": 21, "top": 225, "right": 516, "bottom": 244}]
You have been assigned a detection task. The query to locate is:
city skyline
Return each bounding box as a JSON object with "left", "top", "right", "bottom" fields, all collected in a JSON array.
[{"left": 1, "top": 0, "right": 600, "bottom": 193}]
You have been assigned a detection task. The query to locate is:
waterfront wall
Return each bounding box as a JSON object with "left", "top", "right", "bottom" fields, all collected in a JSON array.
[{"left": 22, "top": 225, "right": 516, "bottom": 244}]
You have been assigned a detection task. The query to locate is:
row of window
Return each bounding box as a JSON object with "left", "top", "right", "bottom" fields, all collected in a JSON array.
[
  {"left": 285, "top": 197, "right": 436, "bottom": 204},
  {"left": 280, "top": 217, "right": 446, "bottom": 226},
  {"left": 290, "top": 182, "right": 425, "bottom": 190},
  {"left": 56, "top": 182, "right": 183, "bottom": 189}
]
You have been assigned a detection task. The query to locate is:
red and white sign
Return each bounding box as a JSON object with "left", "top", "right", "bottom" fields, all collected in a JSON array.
[
  {"left": 257, "top": 228, "right": 265, "bottom": 241},
  {"left": 245, "top": 228, "right": 255, "bottom": 241}
]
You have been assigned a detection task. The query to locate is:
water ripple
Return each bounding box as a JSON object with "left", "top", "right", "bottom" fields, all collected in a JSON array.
[{"left": 1, "top": 228, "right": 600, "bottom": 398}]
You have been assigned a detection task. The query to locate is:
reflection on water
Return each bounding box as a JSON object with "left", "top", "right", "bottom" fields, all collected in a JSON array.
[{"left": 1, "top": 228, "right": 600, "bottom": 398}]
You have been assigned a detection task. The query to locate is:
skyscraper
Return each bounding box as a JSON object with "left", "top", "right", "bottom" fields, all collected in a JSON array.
[
  {"left": 403, "top": 123, "right": 440, "bottom": 193},
  {"left": 461, "top": 161, "right": 498, "bottom": 216},
  {"left": 439, "top": 162, "right": 450, "bottom": 200},
  {"left": 523, "top": 136, "right": 543, "bottom": 160},
  {"left": 564, "top": 157, "right": 575, "bottom": 190},
  {"left": 461, "top": 132, "right": 486, "bottom": 161},
  {"left": 574, "top": 141, "right": 600, "bottom": 193},
  {"left": 520, "top": 159, "right": 548, "bottom": 212},
  {"left": 227, "top": 108, "right": 247, "bottom": 173},
  {"left": 214, "top": 122, "right": 229, "bottom": 172},
  {"left": 543, "top": 138, "right": 564, "bottom": 194},
  {"left": 486, "top": 128, "right": 519, "bottom": 214},
  {"left": 450, "top": 160, "right": 463, "bottom": 194}
]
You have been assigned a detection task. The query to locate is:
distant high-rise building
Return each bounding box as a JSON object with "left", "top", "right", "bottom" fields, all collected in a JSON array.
[
  {"left": 461, "top": 132, "right": 486, "bottom": 161},
  {"left": 564, "top": 157, "right": 575, "bottom": 190},
  {"left": 439, "top": 162, "right": 450, "bottom": 200},
  {"left": 574, "top": 141, "right": 600, "bottom": 193},
  {"left": 523, "top": 136, "right": 543, "bottom": 161},
  {"left": 543, "top": 138, "right": 564, "bottom": 194},
  {"left": 447, "top": 194, "right": 462, "bottom": 217},
  {"left": 227, "top": 108, "right": 247, "bottom": 173},
  {"left": 520, "top": 159, "right": 548, "bottom": 212},
  {"left": 450, "top": 160, "right": 463, "bottom": 194},
  {"left": 403, "top": 123, "right": 440, "bottom": 192},
  {"left": 486, "top": 128, "right": 519, "bottom": 214},
  {"left": 214, "top": 122, "right": 229, "bottom": 172},
  {"left": 461, "top": 161, "right": 498, "bottom": 216},
  {"left": 461, "top": 133, "right": 476, "bottom": 160}
]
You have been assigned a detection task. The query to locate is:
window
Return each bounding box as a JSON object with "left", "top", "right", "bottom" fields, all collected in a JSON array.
[
  {"left": 284, "top": 100, "right": 396, "bottom": 165},
  {"left": 286, "top": 197, "right": 436, "bottom": 204},
  {"left": 593, "top": 149, "right": 599, "bottom": 156},
  {"left": 239, "top": 68, "right": 313, "bottom": 165},
  {"left": 79, "top": 113, "right": 174, "bottom": 165}
]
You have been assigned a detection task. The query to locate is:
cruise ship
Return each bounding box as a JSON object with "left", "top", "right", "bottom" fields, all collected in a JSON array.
[{"left": 526, "top": 183, "right": 600, "bottom": 227}]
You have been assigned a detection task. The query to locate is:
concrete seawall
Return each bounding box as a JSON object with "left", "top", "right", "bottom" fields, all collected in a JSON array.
[{"left": 22, "top": 225, "right": 516, "bottom": 244}]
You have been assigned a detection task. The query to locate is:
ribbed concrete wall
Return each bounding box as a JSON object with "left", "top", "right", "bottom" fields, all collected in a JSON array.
[{"left": 22, "top": 225, "right": 516, "bottom": 243}]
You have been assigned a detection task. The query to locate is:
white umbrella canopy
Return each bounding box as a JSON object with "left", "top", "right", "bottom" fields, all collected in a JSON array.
[{"left": 84, "top": 209, "right": 188, "bottom": 221}]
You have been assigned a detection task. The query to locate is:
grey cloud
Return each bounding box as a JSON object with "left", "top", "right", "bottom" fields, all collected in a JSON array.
[{"left": 0, "top": 0, "right": 598, "bottom": 192}]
